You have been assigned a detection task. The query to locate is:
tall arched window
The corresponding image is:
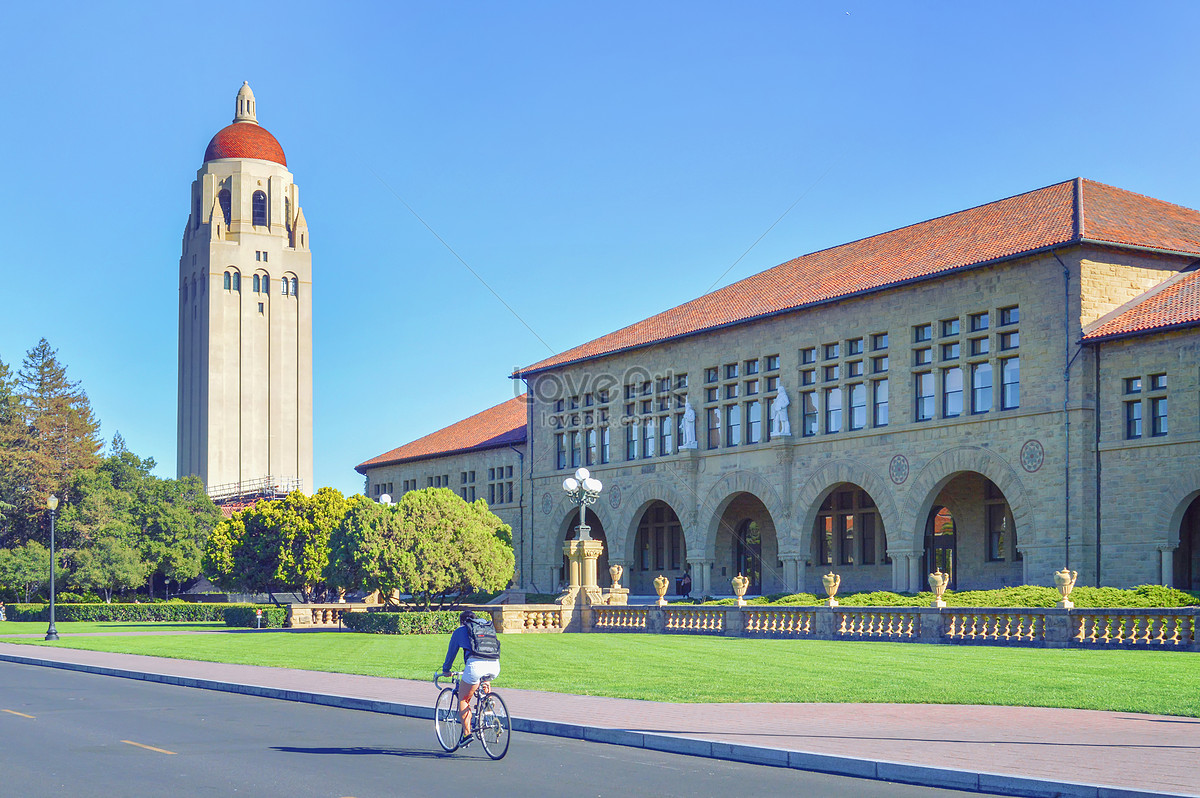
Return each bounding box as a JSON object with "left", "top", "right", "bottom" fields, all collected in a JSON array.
[
  {"left": 232, "top": 272, "right": 241, "bottom": 292},
  {"left": 262, "top": 275, "right": 269, "bottom": 294},
  {"left": 223, "top": 271, "right": 231, "bottom": 290},
  {"left": 218, "top": 189, "right": 232, "bottom": 226},
  {"left": 252, "top": 191, "right": 267, "bottom": 226},
  {"left": 284, "top": 196, "right": 292, "bottom": 232},
  {"left": 281, "top": 276, "right": 290, "bottom": 296},
  {"left": 290, "top": 277, "right": 298, "bottom": 298},
  {"left": 182, "top": 283, "right": 188, "bottom": 302},
  {"left": 252, "top": 275, "right": 260, "bottom": 293}
]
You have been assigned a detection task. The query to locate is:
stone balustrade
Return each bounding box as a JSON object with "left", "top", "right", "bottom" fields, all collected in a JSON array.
[
  {"left": 483, "top": 603, "right": 1200, "bottom": 651},
  {"left": 285, "top": 603, "right": 370, "bottom": 627}
]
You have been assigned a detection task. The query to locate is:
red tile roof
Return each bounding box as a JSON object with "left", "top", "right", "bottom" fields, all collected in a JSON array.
[
  {"left": 355, "top": 395, "right": 527, "bottom": 472},
  {"left": 204, "top": 122, "right": 287, "bottom": 166},
  {"left": 1083, "top": 268, "right": 1200, "bottom": 342},
  {"left": 515, "top": 179, "right": 1200, "bottom": 376}
]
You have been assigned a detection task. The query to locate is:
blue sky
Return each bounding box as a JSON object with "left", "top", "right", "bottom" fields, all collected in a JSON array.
[{"left": 1, "top": 2, "right": 1196, "bottom": 496}]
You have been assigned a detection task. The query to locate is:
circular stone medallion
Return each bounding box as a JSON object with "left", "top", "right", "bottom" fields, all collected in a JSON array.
[
  {"left": 889, "top": 454, "right": 910, "bottom": 485},
  {"left": 541, "top": 492, "right": 553, "bottom": 515},
  {"left": 1020, "top": 440, "right": 1044, "bottom": 473},
  {"left": 608, "top": 484, "right": 622, "bottom": 509}
]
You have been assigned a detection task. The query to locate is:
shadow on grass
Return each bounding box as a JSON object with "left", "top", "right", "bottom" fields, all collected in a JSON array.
[{"left": 272, "top": 745, "right": 455, "bottom": 759}]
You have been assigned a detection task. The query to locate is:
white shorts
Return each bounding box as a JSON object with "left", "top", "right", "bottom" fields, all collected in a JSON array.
[{"left": 461, "top": 657, "right": 500, "bottom": 685}]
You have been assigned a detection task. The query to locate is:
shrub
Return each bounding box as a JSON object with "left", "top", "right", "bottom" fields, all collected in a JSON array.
[
  {"left": 5, "top": 603, "right": 231, "bottom": 622},
  {"left": 698, "top": 584, "right": 1200, "bottom": 609},
  {"left": 222, "top": 606, "right": 287, "bottom": 628},
  {"left": 342, "top": 609, "right": 460, "bottom": 635}
]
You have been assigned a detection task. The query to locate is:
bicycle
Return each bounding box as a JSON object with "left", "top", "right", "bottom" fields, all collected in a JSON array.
[{"left": 433, "top": 671, "right": 511, "bottom": 760}]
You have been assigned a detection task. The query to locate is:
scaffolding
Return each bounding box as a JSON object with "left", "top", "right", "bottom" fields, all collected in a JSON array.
[{"left": 207, "top": 475, "right": 303, "bottom": 514}]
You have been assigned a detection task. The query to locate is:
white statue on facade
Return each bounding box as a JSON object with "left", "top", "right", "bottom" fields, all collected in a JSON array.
[
  {"left": 680, "top": 398, "right": 698, "bottom": 449},
  {"left": 771, "top": 385, "right": 792, "bottom": 437}
]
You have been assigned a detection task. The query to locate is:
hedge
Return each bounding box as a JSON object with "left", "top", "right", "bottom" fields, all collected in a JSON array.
[
  {"left": 342, "top": 610, "right": 460, "bottom": 635},
  {"left": 222, "top": 606, "right": 287, "bottom": 628},
  {"left": 4, "top": 602, "right": 233, "bottom": 622},
  {"left": 703, "top": 584, "right": 1200, "bottom": 609}
]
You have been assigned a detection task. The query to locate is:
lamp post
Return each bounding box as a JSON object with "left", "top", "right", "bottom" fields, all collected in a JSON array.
[
  {"left": 562, "top": 467, "right": 602, "bottom": 540},
  {"left": 45, "top": 495, "right": 59, "bottom": 641}
]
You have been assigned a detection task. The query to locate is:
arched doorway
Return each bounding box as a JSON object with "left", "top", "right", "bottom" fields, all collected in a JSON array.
[
  {"left": 713, "top": 492, "right": 780, "bottom": 595},
  {"left": 631, "top": 502, "right": 686, "bottom": 594},
  {"left": 924, "top": 506, "right": 957, "bottom": 589},
  {"left": 1174, "top": 496, "right": 1200, "bottom": 590},
  {"left": 561, "top": 508, "right": 609, "bottom": 590},
  {"left": 810, "top": 484, "right": 890, "bottom": 592}
]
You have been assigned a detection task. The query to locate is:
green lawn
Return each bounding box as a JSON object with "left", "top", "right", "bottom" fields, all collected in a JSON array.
[
  {"left": 6, "top": 629, "right": 1198, "bottom": 717},
  {"left": 0, "top": 621, "right": 227, "bottom": 636}
]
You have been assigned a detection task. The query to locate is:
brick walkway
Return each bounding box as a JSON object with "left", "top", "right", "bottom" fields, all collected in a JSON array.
[{"left": 1, "top": 640, "right": 1196, "bottom": 797}]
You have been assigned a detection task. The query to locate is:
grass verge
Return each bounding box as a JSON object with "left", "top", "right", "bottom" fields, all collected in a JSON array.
[
  {"left": 0, "top": 621, "right": 228, "bottom": 636},
  {"left": 4, "top": 630, "right": 1198, "bottom": 717}
]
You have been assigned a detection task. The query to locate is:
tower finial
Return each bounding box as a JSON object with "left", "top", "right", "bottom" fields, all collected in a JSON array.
[{"left": 234, "top": 82, "right": 257, "bottom": 124}]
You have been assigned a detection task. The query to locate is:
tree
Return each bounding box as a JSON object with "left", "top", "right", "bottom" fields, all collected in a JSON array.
[
  {"left": 0, "top": 541, "right": 56, "bottom": 602},
  {"left": 202, "top": 489, "right": 348, "bottom": 602},
  {"left": 69, "top": 528, "right": 153, "bottom": 603},
  {"left": 328, "top": 488, "right": 514, "bottom": 610}
]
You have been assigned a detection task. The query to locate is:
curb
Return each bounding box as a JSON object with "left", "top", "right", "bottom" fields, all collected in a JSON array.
[{"left": 0, "top": 652, "right": 1192, "bottom": 798}]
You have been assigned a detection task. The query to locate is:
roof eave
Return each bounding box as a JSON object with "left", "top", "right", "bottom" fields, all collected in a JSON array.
[
  {"left": 355, "top": 437, "right": 527, "bottom": 474},
  {"left": 1081, "top": 319, "right": 1200, "bottom": 345}
]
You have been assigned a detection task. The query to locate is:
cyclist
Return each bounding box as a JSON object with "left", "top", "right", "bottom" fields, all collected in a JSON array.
[{"left": 440, "top": 610, "right": 500, "bottom": 744}]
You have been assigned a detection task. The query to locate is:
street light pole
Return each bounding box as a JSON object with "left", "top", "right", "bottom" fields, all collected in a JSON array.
[
  {"left": 45, "top": 495, "right": 59, "bottom": 641},
  {"left": 562, "top": 467, "right": 602, "bottom": 540}
]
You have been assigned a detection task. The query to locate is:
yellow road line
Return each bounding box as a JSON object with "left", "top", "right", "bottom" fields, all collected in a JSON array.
[
  {"left": 3, "top": 709, "right": 34, "bottom": 719},
  {"left": 122, "top": 740, "right": 177, "bottom": 755}
]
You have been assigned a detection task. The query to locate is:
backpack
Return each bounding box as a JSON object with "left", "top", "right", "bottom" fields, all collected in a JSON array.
[{"left": 466, "top": 616, "right": 501, "bottom": 660}]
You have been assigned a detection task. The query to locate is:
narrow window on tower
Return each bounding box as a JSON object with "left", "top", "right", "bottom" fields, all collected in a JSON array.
[
  {"left": 233, "top": 272, "right": 240, "bottom": 292},
  {"left": 252, "top": 191, "right": 268, "bottom": 226},
  {"left": 262, "top": 275, "right": 269, "bottom": 293},
  {"left": 291, "top": 277, "right": 298, "bottom": 298},
  {"left": 282, "top": 277, "right": 289, "bottom": 296},
  {"left": 218, "top": 189, "right": 232, "bottom": 226},
  {"left": 223, "top": 271, "right": 231, "bottom": 290},
  {"left": 253, "top": 274, "right": 260, "bottom": 293}
]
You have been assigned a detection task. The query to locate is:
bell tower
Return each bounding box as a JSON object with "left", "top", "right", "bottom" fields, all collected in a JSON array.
[{"left": 177, "top": 82, "right": 314, "bottom": 503}]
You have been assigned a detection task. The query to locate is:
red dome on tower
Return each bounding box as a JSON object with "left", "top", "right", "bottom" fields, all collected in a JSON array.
[{"left": 204, "top": 123, "right": 287, "bottom": 167}]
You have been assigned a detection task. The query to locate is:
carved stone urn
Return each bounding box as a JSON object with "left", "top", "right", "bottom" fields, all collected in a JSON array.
[
  {"left": 609, "top": 564, "right": 624, "bottom": 590},
  {"left": 928, "top": 569, "right": 950, "bottom": 608},
  {"left": 822, "top": 571, "right": 841, "bottom": 607},
  {"left": 731, "top": 573, "right": 750, "bottom": 607},
  {"left": 1054, "top": 568, "right": 1079, "bottom": 609},
  {"left": 653, "top": 574, "right": 669, "bottom": 606}
]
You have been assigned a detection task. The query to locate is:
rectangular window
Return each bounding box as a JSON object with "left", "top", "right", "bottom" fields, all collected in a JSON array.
[
  {"left": 660, "top": 415, "right": 673, "bottom": 455},
  {"left": 915, "top": 372, "right": 934, "bottom": 421},
  {"left": 675, "top": 374, "right": 688, "bottom": 389},
  {"left": 726, "top": 383, "right": 740, "bottom": 399},
  {"left": 707, "top": 407, "right": 721, "bottom": 449},
  {"left": 801, "top": 369, "right": 816, "bottom": 386},
  {"left": 941, "top": 318, "right": 960, "bottom": 337},
  {"left": 765, "top": 355, "right": 780, "bottom": 371},
  {"left": 824, "top": 342, "right": 839, "bottom": 359},
  {"left": 970, "top": 336, "right": 989, "bottom": 356},
  {"left": 839, "top": 515, "right": 855, "bottom": 565},
  {"left": 745, "top": 379, "right": 759, "bottom": 395},
  {"left": 873, "top": 332, "right": 889, "bottom": 350},
  {"left": 489, "top": 484, "right": 496, "bottom": 504},
  {"left": 1150, "top": 373, "right": 1167, "bottom": 391},
  {"left": 1125, "top": 377, "right": 1142, "bottom": 394},
  {"left": 766, "top": 375, "right": 779, "bottom": 392},
  {"left": 861, "top": 514, "right": 876, "bottom": 564},
  {"left": 825, "top": 387, "right": 842, "bottom": 433},
  {"left": 745, "top": 400, "right": 761, "bottom": 443},
  {"left": 586, "top": 429, "right": 597, "bottom": 466},
  {"left": 847, "top": 338, "right": 863, "bottom": 356},
  {"left": 802, "top": 391, "right": 818, "bottom": 436},
  {"left": 873, "top": 355, "right": 889, "bottom": 373},
  {"left": 670, "top": 528, "right": 681, "bottom": 570},
  {"left": 461, "top": 472, "right": 468, "bottom": 484},
  {"left": 725, "top": 363, "right": 739, "bottom": 379},
  {"left": 801, "top": 347, "right": 817, "bottom": 365},
  {"left": 725, "top": 404, "right": 741, "bottom": 446},
  {"left": 600, "top": 426, "right": 610, "bottom": 463},
  {"left": 1001, "top": 357, "right": 1020, "bottom": 410},
  {"left": 1151, "top": 396, "right": 1167, "bottom": 436},
  {"left": 1000, "top": 331, "right": 1019, "bottom": 350},
  {"left": 848, "top": 383, "right": 866, "bottom": 430},
  {"left": 943, "top": 367, "right": 963, "bottom": 418},
  {"left": 942, "top": 342, "right": 960, "bottom": 360},
  {"left": 847, "top": 361, "right": 863, "bottom": 378},
  {"left": 706, "top": 387, "right": 718, "bottom": 402},
  {"left": 626, "top": 423, "right": 639, "bottom": 460},
  {"left": 824, "top": 364, "right": 839, "bottom": 381},
  {"left": 914, "top": 348, "right": 932, "bottom": 366},
  {"left": 1125, "top": 401, "right": 1142, "bottom": 439},
  {"left": 745, "top": 358, "right": 759, "bottom": 375},
  {"left": 555, "top": 433, "right": 566, "bottom": 469},
  {"left": 970, "top": 311, "right": 989, "bottom": 332},
  {"left": 987, "top": 504, "right": 1007, "bottom": 561},
  {"left": 1000, "top": 305, "right": 1019, "bottom": 326},
  {"left": 914, "top": 323, "right": 932, "bottom": 343},
  {"left": 705, "top": 367, "right": 718, "bottom": 383},
  {"left": 872, "top": 379, "right": 888, "bottom": 427},
  {"left": 971, "top": 362, "right": 993, "bottom": 413},
  {"left": 642, "top": 418, "right": 656, "bottom": 458},
  {"left": 569, "top": 432, "right": 580, "bottom": 468}
]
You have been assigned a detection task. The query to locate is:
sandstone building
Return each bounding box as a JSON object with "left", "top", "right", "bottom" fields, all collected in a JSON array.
[
  {"left": 359, "top": 179, "right": 1200, "bottom": 595},
  {"left": 178, "top": 84, "right": 314, "bottom": 506}
]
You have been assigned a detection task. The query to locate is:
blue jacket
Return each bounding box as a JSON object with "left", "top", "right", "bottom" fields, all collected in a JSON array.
[{"left": 441, "top": 625, "right": 474, "bottom": 673}]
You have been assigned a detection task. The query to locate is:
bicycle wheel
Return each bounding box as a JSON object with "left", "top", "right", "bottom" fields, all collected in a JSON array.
[
  {"left": 477, "top": 692, "right": 511, "bottom": 760},
  {"left": 434, "top": 687, "right": 460, "bottom": 752}
]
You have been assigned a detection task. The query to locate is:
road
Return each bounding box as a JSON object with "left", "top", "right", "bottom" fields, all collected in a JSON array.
[{"left": 0, "top": 661, "right": 1013, "bottom": 797}]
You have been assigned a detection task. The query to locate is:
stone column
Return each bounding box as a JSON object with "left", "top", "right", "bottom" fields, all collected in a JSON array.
[
  {"left": 780, "top": 556, "right": 804, "bottom": 593},
  {"left": 908, "top": 554, "right": 921, "bottom": 594},
  {"left": 692, "top": 558, "right": 715, "bottom": 596},
  {"left": 1158, "top": 545, "right": 1175, "bottom": 587},
  {"left": 561, "top": 539, "right": 605, "bottom": 606}
]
